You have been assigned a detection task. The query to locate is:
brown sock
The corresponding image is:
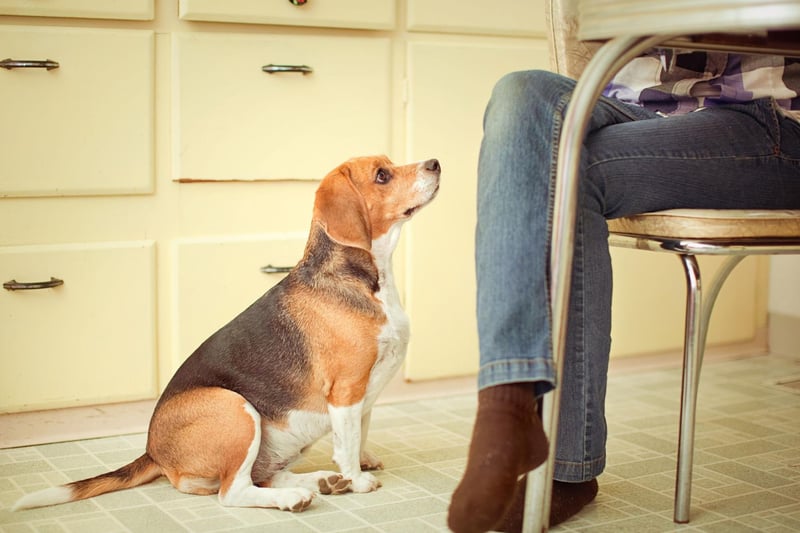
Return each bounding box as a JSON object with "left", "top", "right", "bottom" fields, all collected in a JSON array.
[
  {"left": 550, "top": 479, "right": 599, "bottom": 525},
  {"left": 447, "top": 383, "right": 548, "bottom": 533},
  {"left": 493, "top": 477, "right": 599, "bottom": 532}
]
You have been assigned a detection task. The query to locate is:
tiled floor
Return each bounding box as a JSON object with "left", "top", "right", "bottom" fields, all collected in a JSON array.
[{"left": 1, "top": 352, "right": 800, "bottom": 532}]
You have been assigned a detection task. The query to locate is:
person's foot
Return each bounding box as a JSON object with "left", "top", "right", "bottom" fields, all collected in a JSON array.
[
  {"left": 447, "top": 383, "right": 548, "bottom": 533},
  {"left": 493, "top": 477, "right": 599, "bottom": 532}
]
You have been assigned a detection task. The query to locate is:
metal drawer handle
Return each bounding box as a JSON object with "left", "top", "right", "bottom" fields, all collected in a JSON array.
[
  {"left": 0, "top": 58, "right": 60, "bottom": 70},
  {"left": 3, "top": 277, "right": 64, "bottom": 291},
  {"left": 262, "top": 64, "right": 313, "bottom": 75},
  {"left": 260, "top": 265, "right": 293, "bottom": 274}
]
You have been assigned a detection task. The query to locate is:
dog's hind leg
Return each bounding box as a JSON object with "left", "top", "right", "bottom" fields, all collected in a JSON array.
[
  {"left": 217, "top": 400, "right": 314, "bottom": 511},
  {"left": 149, "top": 387, "right": 314, "bottom": 512}
]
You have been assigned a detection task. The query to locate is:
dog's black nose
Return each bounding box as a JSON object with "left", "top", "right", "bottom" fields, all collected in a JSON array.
[{"left": 424, "top": 159, "right": 441, "bottom": 173}]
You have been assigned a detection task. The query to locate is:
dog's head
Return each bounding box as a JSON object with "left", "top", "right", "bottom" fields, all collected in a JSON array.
[{"left": 313, "top": 155, "right": 441, "bottom": 251}]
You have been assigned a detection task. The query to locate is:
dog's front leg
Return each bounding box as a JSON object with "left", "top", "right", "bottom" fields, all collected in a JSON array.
[
  {"left": 328, "top": 400, "right": 381, "bottom": 493},
  {"left": 359, "top": 410, "right": 383, "bottom": 471}
]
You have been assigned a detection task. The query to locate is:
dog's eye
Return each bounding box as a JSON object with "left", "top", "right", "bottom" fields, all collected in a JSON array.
[{"left": 375, "top": 168, "right": 391, "bottom": 184}]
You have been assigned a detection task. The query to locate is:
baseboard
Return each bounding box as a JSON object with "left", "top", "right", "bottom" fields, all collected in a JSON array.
[
  {"left": 769, "top": 312, "right": 800, "bottom": 357},
  {"left": 0, "top": 399, "right": 155, "bottom": 450}
]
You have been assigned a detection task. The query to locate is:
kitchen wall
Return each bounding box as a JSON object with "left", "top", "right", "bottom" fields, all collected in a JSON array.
[{"left": 769, "top": 256, "right": 800, "bottom": 355}]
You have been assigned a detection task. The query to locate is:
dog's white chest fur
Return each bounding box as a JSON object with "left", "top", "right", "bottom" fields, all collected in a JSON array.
[{"left": 364, "top": 224, "right": 409, "bottom": 408}]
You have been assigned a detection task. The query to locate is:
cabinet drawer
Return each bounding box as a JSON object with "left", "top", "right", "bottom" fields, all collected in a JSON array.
[
  {"left": 407, "top": 0, "right": 545, "bottom": 37},
  {"left": 0, "top": 241, "right": 157, "bottom": 412},
  {"left": 172, "top": 234, "right": 307, "bottom": 371},
  {"left": 0, "top": 26, "right": 154, "bottom": 197},
  {"left": 173, "top": 32, "right": 390, "bottom": 182},
  {"left": 0, "top": 0, "right": 153, "bottom": 20},
  {"left": 179, "top": 0, "right": 395, "bottom": 30}
]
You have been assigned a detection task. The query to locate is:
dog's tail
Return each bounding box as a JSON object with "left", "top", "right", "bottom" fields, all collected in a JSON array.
[{"left": 12, "top": 453, "right": 162, "bottom": 511}]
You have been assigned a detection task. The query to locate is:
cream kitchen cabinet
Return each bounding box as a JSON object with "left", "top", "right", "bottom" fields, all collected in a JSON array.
[
  {"left": 609, "top": 252, "right": 763, "bottom": 357},
  {"left": 0, "top": 0, "right": 153, "bottom": 20},
  {"left": 0, "top": 0, "right": 770, "bottom": 416},
  {"left": 0, "top": 0, "right": 392, "bottom": 413},
  {"left": 0, "top": 241, "right": 157, "bottom": 412},
  {"left": 407, "top": 0, "right": 545, "bottom": 37},
  {"left": 172, "top": 32, "right": 391, "bottom": 182},
  {"left": 0, "top": 18, "right": 157, "bottom": 412},
  {"left": 1, "top": 5, "right": 158, "bottom": 412},
  {"left": 404, "top": 39, "right": 552, "bottom": 380},
  {"left": 179, "top": 0, "right": 395, "bottom": 30},
  {"left": 0, "top": 25, "right": 154, "bottom": 197},
  {"left": 171, "top": 234, "right": 307, "bottom": 370}
]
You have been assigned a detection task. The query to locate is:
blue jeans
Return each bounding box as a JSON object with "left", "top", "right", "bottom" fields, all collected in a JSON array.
[{"left": 475, "top": 70, "right": 800, "bottom": 482}]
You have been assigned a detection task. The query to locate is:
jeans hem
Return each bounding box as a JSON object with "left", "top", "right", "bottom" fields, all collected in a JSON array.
[
  {"left": 477, "top": 358, "right": 556, "bottom": 393},
  {"left": 553, "top": 455, "right": 606, "bottom": 483}
]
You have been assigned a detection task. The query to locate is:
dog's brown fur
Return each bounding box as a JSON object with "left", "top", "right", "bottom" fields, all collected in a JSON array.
[{"left": 14, "top": 155, "right": 440, "bottom": 512}]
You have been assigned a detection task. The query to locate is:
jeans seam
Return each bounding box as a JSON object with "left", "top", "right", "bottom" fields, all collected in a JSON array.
[
  {"left": 586, "top": 152, "right": 790, "bottom": 172},
  {"left": 545, "top": 92, "right": 573, "bottom": 392}
]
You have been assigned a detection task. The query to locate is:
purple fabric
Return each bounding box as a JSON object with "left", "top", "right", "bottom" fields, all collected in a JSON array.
[{"left": 604, "top": 51, "right": 800, "bottom": 115}]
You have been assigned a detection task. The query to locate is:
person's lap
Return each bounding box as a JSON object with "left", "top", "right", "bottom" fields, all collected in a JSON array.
[{"left": 586, "top": 98, "right": 800, "bottom": 217}]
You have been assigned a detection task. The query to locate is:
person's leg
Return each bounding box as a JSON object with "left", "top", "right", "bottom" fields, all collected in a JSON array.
[
  {"left": 451, "top": 71, "right": 800, "bottom": 531},
  {"left": 449, "top": 70, "right": 653, "bottom": 533},
  {"left": 472, "top": 70, "right": 653, "bottom": 396},
  {"left": 492, "top": 99, "right": 800, "bottom": 533}
]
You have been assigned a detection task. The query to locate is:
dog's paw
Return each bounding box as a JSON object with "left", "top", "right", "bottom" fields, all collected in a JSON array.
[
  {"left": 276, "top": 488, "right": 315, "bottom": 512},
  {"left": 359, "top": 449, "right": 384, "bottom": 471},
  {"left": 318, "top": 474, "right": 352, "bottom": 495},
  {"left": 349, "top": 472, "right": 381, "bottom": 493}
]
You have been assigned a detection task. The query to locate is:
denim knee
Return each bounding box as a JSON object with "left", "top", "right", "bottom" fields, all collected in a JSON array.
[
  {"left": 483, "top": 70, "right": 576, "bottom": 151},
  {"left": 490, "top": 70, "right": 572, "bottom": 109}
]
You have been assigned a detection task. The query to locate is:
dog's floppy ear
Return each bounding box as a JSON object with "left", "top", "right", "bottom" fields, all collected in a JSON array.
[{"left": 313, "top": 165, "right": 372, "bottom": 251}]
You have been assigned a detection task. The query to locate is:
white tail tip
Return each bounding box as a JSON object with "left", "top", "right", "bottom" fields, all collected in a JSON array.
[{"left": 12, "top": 486, "right": 73, "bottom": 511}]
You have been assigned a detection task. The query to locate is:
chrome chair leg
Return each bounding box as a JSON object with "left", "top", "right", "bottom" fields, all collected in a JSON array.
[
  {"left": 674, "top": 254, "right": 746, "bottom": 523},
  {"left": 675, "top": 254, "right": 702, "bottom": 523}
]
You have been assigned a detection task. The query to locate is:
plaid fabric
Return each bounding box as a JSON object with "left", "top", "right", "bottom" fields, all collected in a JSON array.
[{"left": 604, "top": 51, "right": 800, "bottom": 116}]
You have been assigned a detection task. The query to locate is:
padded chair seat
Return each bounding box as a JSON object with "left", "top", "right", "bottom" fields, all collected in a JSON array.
[{"left": 607, "top": 209, "right": 800, "bottom": 239}]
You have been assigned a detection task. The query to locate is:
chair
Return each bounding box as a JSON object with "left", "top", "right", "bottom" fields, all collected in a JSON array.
[
  {"left": 607, "top": 210, "right": 800, "bottom": 524},
  {"left": 524, "top": 1, "right": 800, "bottom": 529}
]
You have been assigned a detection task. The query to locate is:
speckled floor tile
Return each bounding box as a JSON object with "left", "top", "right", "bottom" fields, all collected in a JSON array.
[{"left": 2, "top": 353, "right": 799, "bottom": 532}]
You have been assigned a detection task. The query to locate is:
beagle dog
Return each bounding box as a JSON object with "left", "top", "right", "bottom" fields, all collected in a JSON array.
[{"left": 14, "top": 155, "right": 441, "bottom": 513}]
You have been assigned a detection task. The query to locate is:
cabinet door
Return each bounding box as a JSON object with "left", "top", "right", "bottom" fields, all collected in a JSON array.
[
  {"left": 0, "top": 26, "right": 154, "bottom": 197},
  {"left": 0, "top": 0, "right": 153, "bottom": 20},
  {"left": 609, "top": 251, "right": 762, "bottom": 357},
  {"left": 404, "top": 40, "right": 550, "bottom": 380},
  {"left": 171, "top": 234, "right": 307, "bottom": 373},
  {"left": 0, "top": 241, "right": 157, "bottom": 412},
  {"left": 173, "top": 32, "right": 391, "bottom": 182},
  {"left": 180, "top": 0, "right": 395, "bottom": 30},
  {"left": 407, "top": 0, "right": 545, "bottom": 37}
]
